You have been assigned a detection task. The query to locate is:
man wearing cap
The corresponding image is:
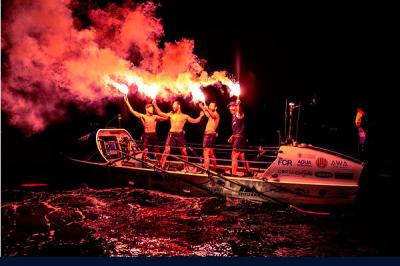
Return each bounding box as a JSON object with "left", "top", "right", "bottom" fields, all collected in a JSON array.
[
  {"left": 227, "top": 100, "right": 252, "bottom": 176},
  {"left": 152, "top": 99, "right": 204, "bottom": 170},
  {"left": 199, "top": 101, "right": 220, "bottom": 170},
  {"left": 124, "top": 97, "right": 167, "bottom": 161}
]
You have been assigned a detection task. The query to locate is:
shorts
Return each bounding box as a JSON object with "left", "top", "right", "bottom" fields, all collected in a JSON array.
[
  {"left": 232, "top": 135, "right": 247, "bottom": 151},
  {"left": 203, "top": 133, "right": 216, "bottom": 148},
  {"left": 143, "top": 133, "right": 159, "bottom": 149},
  {"left": 166, "top": 132, "right": 186, "bottom": 148}
]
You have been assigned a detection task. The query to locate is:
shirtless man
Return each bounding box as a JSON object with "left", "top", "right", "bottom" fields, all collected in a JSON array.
[
  {"left": 124, "top": 97, "right": 167, "bottom": 161},
  {"left": 199, "top": 101, "right": 220, "bottom": 170},
  {"left": 152, "top": 99, "right": 204, "bottom": 170},
  {"left": 227, "top": 100, "right": 252, "bottom": 176}
]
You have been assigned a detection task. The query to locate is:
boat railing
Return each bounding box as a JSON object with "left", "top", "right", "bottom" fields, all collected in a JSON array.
[
  {"left": 93, "top": 133, "right": 278, "bottom": 171},
  {"left": 143, "top": 151, "right": 274, "bottom": 166},
  {"left": 142, "top": 144, "right": 279, "bottom": 154}
]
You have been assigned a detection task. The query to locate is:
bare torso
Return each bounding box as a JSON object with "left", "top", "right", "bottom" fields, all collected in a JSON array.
[
  {"left": 140, "top": 115, "right": 161, "bottom": 133},
  {"left": 205, "top": 111, "right": 220, "bottom": 134},
  {"left": 169, "top": 112, "right": 188, "bottom": 133}
]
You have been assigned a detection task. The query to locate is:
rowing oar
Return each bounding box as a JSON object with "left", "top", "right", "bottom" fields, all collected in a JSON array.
[
  {"left": 106, "top": 151, "right": 142, "bottom": 166},
  {"left": 166, "top": 154, "right": 330, "bottom": 216},
  {"left": 187, "top": 146, "right": 203, "bottom": 164},
  {"left": 107, "top": 151, "right": 226, "bottom": 199}
]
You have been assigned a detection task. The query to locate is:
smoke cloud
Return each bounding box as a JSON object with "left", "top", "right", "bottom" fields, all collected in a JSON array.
[{"left": 1, "top": 0, "right": 236, "bottom": 134}]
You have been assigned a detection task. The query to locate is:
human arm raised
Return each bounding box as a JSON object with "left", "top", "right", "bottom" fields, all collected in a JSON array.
[
  {"left": 152, "top": 100, "right": 170, "bottom": 119},
  {"left": 236, "top": 98, "right": 244, "bottom": 118},
  {"left": 155, "top": 115, "right": 169, "bottom": 122},
  {"left": 124, "top": 96, "right": 143, "bottom": 119},
  {"left": 199, "top": 102, "right": 218, "bottom": 120},
  {"left": 186, "top": 111, "right": 205, "bottom": 123}
]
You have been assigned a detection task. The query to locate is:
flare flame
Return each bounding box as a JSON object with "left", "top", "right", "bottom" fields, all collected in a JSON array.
[{"left": 1, "top": 0, "right": 242, "bottom": 134}]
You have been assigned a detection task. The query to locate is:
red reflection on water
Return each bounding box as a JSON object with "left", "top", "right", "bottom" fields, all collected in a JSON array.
[{"left": 20, "top": 183, "right": 48, "bottom": 187}]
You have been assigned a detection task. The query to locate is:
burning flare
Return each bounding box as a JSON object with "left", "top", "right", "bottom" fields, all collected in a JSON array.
[
  {"left": 104, "top": 77, "right": 129, "bottom": 96},
  {"left": 1, "top": 0, "right": 242, "bottom": 134},
  {"left": 226, "top": 81, "right": 241, "bottom": 97},
  {"left": 189, "top": 84, "right": 205, "bottom": 103}
]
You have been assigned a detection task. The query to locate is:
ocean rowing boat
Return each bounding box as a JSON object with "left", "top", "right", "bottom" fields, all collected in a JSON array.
[{"left": 68, "top": 127, "right": 364, "bottom": 207}]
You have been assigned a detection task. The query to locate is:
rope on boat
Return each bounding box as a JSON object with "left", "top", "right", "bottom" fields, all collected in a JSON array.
[{"left": 288, "top": 205, "right": 330, "bottom": 216}]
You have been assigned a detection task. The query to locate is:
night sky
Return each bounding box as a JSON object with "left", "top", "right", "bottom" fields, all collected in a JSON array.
[{"left": 1, "top": 0, "right": 395, "bottom": 182}]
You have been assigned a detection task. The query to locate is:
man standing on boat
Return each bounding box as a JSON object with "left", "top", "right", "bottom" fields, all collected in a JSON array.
[
  {"left": 227, "top": 99, "right": 253, "bottom": 176},
  {"left": 152, "top": 99, "right": 204, "bottom": 170},
  {"left": 124, "top": 97, "right": 168, "bottom": 161},
  {"left": 199, "top": 101, "right": 220, "bottom": 170},
  {"left": 355, "top": 106, "right": 367, "bottom": 157}
]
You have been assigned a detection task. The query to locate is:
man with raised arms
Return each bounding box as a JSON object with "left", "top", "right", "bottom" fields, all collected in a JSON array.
[
  {"left": 124, "top": 97, "right": 168, "bottom": 161},
  {"left": 152, "top": 99, "right": 204, "bottom": 170},
  {"left": 199, "top": 101, "right": 220, "bottom": 170},
  {"left": 227, "top": 99, "right": 253, "bottom": 176}
]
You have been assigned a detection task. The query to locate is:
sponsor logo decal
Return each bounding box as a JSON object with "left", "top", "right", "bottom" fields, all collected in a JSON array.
[
  {"left": 280, "top": 170, "right": 313, "bottom": 176},
  {"left": 334, "top": 172, "right": 354, "bottom": 179},
  {"left": 297, "top": 159, "right": 312, "bottom": 167},
  {"left": 331, "top": 160, "right": 349, "bottom": 168},
  {"left": 316, "top": 157, "right": 328, "bottom": 168},
  {"left": 278, "top": 158, "right": 293, "bottom": 166},
  {"left": 238, "top": 187, "right": 258, "bottom": 197},
  {"left": 315, "top": 171, "right": 333, "bottom": 178},
  {"left": 238, "top": 192, "right": 259, "bottom": 197}
]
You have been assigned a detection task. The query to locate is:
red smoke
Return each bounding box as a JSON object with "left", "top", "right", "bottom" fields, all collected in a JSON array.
[{"left": 1, "top": 0, "right": 239, "bottom": 135}]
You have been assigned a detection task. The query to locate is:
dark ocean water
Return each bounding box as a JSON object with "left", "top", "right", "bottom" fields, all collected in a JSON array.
[
  {"left": 1, "top": 172, "right": 399, "bottom": 256},
  {"left": 1, "top": 123, "right": 398, "bottom": 256}
]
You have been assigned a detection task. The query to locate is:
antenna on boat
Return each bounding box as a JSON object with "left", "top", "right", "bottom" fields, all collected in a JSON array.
[
  {"left": 118, "top": 113, "right": 122, "bottom": 128},
  {"left": 287, "top": 102, "right": 295, "bottom": 143},
  {"left": 283, "top": 100, "right": 302, "bottom": 145},
  {"left": 105, "top": 114, "right": 122, "bottom": 128},
  {"left": 284, "top": 94, "right": 319, "bottom": 145},
  {"left": 277, "top": 129, "right": 281, "bottom": 146},
  {"left": 283, "top": 98, "right": 288, "bottom": 144},
  {"left": 295, "top": 101, "right": 301, "bottom": 142}
]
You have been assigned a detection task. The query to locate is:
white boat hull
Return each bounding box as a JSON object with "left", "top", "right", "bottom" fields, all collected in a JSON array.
[{"left": 69, "top": 129, "right": 364, "bottom": 206}]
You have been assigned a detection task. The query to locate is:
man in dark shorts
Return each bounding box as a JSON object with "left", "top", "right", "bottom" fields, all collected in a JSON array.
[
  {"left": 227, "top": 100, "right": 252, "bottom": 176},
  {"left": 199, "top": 101, "right": 220, "bottom": 169},
  {"left": 124, "top": 97, "right": 167, "bottom": 161},
  {"left": 166, "top": 131, "right": 187, "bottom": 148},
  {"left": 153, "top": 99, "right": 204, "bottom": 170}
]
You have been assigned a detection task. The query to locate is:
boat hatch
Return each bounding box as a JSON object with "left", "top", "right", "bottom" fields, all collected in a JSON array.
[
  {"left": 98, "top": 136, "right": 120, "bottom": 159},
  {"left": 96, "top": 129, "right": 138, "bottom": 162}
]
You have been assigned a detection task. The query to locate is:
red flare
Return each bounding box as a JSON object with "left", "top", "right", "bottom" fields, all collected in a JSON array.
[{"left": 2, "top": 0, "right": 240, "bottom": 134}]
